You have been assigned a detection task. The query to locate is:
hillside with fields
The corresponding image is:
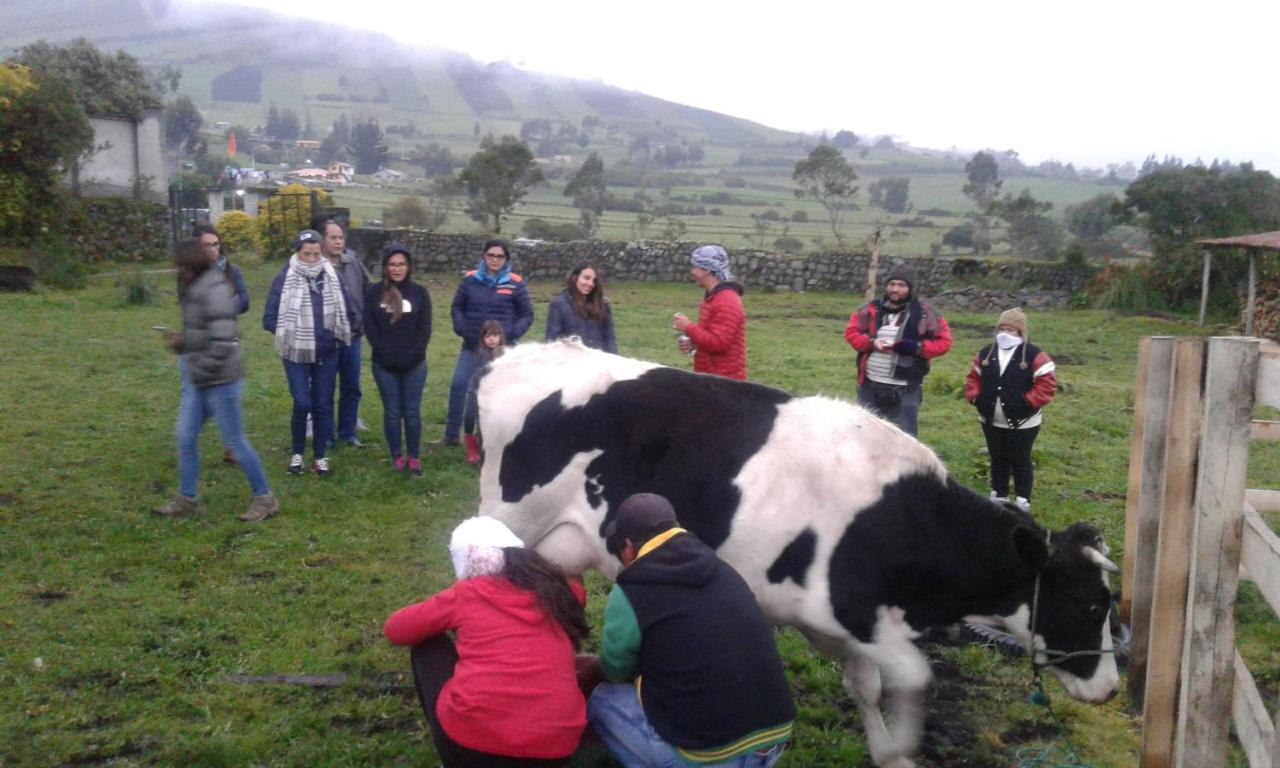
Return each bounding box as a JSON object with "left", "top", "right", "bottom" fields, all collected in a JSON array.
[{"left": 0, "top": 0, "right": 1134, "bottom": 254}]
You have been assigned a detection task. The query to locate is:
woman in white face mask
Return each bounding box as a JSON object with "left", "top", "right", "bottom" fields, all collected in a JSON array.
[{"left": 962, "top": 308, "right": 1058, "bottom": 512}]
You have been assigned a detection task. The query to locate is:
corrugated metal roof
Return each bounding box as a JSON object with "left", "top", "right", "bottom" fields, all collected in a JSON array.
[{"left": 1196, "top": 231, "right": 1280, "bottom": 251}]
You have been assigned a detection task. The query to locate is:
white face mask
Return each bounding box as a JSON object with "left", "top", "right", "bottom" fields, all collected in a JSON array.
[{"left": 996, "top": 332, "right": 1022, "bottom": 350}]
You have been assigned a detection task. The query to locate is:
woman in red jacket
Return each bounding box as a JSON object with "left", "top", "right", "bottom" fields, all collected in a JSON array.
[
  {"left": 385, "top": 516, "right": 589, "bottom": 767},
  {"left": 672, "top": 244, "right": 748, "bottom": 380}
]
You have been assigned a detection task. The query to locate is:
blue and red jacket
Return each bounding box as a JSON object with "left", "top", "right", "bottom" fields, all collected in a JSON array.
[{"left": 450, "top": 263, "right": 534, "bottom": 348}]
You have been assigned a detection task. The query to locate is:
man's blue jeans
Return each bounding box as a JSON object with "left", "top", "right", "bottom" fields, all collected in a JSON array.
[
  {"left": 371, "top": 361, "right": 427, "bottom": 459},
  {"left": 587, "top": 683, "right": 786, "bottom": 768},
  {"left": 444, "top": 345, "right": 477, "bottom": 441},
  {"left": 857, "top": 380, "right": 923, "bottom": 437},
  {"left": 176, "top": 377, "right": 270, "bottom": 499},
  {"left": 332, "top": 338, "right": 363, "bottom": 442},
  {"left": 283, "top": 352, "right": 339, "bottom": 458}
]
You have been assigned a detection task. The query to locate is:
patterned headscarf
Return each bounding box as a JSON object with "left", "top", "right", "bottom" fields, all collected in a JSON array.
[
  {"left": 690, "top": 244, "right": 733, "bottom": 282},
  {"left": 448, "top": 516, "right": 525, "bottom": 581}
]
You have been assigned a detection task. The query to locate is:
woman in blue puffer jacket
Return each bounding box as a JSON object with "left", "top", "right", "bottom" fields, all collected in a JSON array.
[{"left": 440, "top": 239, "right": 533, "bottom": 446}]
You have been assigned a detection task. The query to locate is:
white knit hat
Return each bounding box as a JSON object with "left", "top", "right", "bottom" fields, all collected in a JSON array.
[{"left": 448, "top": 516, "right": 524, "bottom": 581}]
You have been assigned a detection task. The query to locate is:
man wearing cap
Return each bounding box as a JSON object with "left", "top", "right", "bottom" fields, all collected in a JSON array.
[
  {"left": 319, "top": 219, "right": 372, "bottom": 448},
  {"left": 672, "top": 244, "right": 748, "bottom": 380},
  {"left": 588, "top": 493, "right": 794, "bottom": 767},
  {"left": 844, "top": 264, "right": 952, "bottom": 436}
]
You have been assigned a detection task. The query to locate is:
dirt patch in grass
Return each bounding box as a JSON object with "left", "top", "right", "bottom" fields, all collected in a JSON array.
[{"left": 919, "top": 645, "right": 980, "bottom": 764}]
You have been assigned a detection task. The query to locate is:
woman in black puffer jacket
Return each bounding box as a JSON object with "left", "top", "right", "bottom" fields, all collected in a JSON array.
[{"left": 364, "top": 243, "right": 432, "bottom": 475}]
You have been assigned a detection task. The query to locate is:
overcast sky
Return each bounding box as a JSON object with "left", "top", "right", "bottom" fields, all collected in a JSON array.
[{"left": 214, "top": 0, "right": 1280, "bottom": 172}]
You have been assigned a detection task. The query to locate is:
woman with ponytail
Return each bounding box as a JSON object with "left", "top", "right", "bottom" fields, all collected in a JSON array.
[
  {"left": 385, "top": 516, "right": 589, "bottom": 767},
  {"left": 963, "top": 308, "right": 1057, "bottom": 512},
  {"left": 364, "top": 243, "right": 432, "bottom": 475}
]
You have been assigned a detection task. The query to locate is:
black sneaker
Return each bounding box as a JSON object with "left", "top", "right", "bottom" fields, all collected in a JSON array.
[
  {"left": 287, "top": 454, "right": 305, "bottom": 475},
  {"left": 313, "top": 457, "right": 332, "bottom": 477}
]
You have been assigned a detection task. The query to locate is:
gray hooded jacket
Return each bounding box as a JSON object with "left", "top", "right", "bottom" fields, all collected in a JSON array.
[{"left": 179, "top": 268, "right": 243, "bottom": 388}]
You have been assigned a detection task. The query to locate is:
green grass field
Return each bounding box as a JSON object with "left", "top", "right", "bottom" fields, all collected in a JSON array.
[{"left": 3, "top": 263, "right": 1277, "bottom": 767}]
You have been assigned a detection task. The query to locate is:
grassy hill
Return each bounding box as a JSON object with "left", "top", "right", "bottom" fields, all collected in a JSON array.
[{"left": 0, "top": 0, "right": 1130, "bottom": 254}]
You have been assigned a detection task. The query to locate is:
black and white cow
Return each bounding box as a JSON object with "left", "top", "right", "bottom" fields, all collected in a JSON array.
[{"left": 477, "top": 341, "right": 1119, "bottom": 767}]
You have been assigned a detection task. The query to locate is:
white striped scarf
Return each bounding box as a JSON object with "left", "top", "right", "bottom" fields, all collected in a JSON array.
[{"left": 274, "top": 254, "right": 352, "bottom": 363}]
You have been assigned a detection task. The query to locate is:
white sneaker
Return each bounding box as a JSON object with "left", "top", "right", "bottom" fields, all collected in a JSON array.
[
  {"left": 287, "top": 454, "right": 305, "bottom": 475},
  {"left": 313, "top": 457, "right": 332, "bottom": 477},
  {"left": 1014, "top": 497, "right": 1031, "bottom": 512},
  {"left": 356, "top": 418, "right": 370, "bottom": 433},
  {"left": 990, "top": 491, "right": 1008, "bottom": 502}
]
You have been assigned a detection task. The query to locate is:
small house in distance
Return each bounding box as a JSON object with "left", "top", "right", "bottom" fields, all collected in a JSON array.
[{"left": 371, "top": 168, "right": 405, "bottom": 183}]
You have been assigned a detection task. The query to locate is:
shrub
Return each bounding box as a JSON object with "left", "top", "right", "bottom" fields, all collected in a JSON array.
[
  {"left": 522, "top": 218, "right": 579, "bottom": 241},
  {"left": 117, "top": 267, "right": 157, "bottom": 306},
  {"left": 29, "top": 233, "right": 87, "bottom": 289},
  {"left": 773, "top": 236, "right": 804, "bottom": 253},
  {"left": 217, "top": 211, "right": 262, "bottom": 259},
  {"left": 791, "top": 210, "right": 808, "bottom": 223},
  {"left": 1086, "top": 262, "right": 1166, "bottom": 312}
]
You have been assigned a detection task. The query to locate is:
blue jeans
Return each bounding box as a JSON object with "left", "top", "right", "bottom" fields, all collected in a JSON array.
[
  {"left": 283, "top": 352, "right": 339, "bottom": 458},
  {"left": 371, "top": 361, "right": 427, "bottom": 459},
  {"left": 332, "top": 338, "right": 363, "bottom": 442},
  {"left": 445, "top": 345, "right": 478, "bottom": 440},
  {"left": 857, "top": 380, "right": 923, "bottom": 437},
  {"left": 587, "top": 683, "right": 786, "bottom": 768},
  {"left": 176, "top": 377, "right": 270, "bottom": 499}
]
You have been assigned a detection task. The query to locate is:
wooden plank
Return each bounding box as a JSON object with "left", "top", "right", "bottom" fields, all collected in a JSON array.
[
  {"left": 1258, "top": 341, "right": 1280, "bottom": 411},
  {"left": 1246, "top": 489, "right": 1280, "bottom": 514},
  {"left": 1123, "top": 337, "right": 1156, "bottom": 623},
  {"left": 1251, "top": 420, "right": 1280, "bottom": 442},
  {"left": 1129, "top": 337, "right": 1177, "bottom": 705},
  {"left": 1246, "top": 250, "right": 1258, "bottom": 338},
  {"left": 1231, "top": 651, "right": 1276, "bottom": 768},
  {"left": 1142, "top": 338, "right": 1205, "bottom": 768},
  {"left": 1241, "top": 503, "right": 1280, "bottom": 618},
  {"left": 1176, "top": 338, "right": 1258, "bottom": 767}
]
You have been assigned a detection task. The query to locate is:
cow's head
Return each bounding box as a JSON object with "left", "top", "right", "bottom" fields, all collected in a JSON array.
[{"left": 1007, "top": 522, "right": 1120, "bottom": 703}]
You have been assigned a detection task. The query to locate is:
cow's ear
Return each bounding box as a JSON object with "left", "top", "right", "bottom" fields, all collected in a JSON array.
[{"left": 1012, "top": 525, "right": 1050, "bottom": 571}]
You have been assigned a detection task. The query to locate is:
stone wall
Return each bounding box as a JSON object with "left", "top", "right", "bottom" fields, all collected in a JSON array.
[{"left": 345, "top": 229, "right": 1095, "bottom": 299}]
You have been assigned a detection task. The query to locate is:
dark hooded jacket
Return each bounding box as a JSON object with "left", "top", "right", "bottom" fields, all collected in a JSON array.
[{"left": 599, "top": 529, "right": 794, "bottom": 762}]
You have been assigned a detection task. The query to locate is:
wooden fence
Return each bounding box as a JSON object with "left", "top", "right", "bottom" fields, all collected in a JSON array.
[{"left": 1120, "top": 336, "right": 1280, "bottom": 767}]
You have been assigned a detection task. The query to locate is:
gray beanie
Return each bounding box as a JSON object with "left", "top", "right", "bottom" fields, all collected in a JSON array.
[{"left": 690, "top": 244, "right": 733, "bottom": 282}]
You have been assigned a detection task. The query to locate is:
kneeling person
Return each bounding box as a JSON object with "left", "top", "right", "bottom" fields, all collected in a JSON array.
[{"left": 589, "top": 493, "right": 795, "bottom": 768}]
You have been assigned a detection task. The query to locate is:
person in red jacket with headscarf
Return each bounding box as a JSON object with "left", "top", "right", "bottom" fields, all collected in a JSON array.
[
  {"left": 672, "top": 244, "right": 747, "bottom": 380},
  {"left": 385, "top": 516, "right": 589, "bottom": 767}
]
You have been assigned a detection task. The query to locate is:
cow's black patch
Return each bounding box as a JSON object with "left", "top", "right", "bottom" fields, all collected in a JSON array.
[
  {"left": 499, "top": 367, "right": 791, "bottom": 549},
  {"left": 767, "top": 528, "right": 816, "bottom": 586},
  {"left": 829, "top": 474, "right": 1048, "bottom": 643},
  {"left": 826, "top": 475, "right": 1108, "bottom": 677}
]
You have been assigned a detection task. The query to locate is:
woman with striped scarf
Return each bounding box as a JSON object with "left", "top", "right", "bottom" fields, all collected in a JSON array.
[{"left": 263, "top": 230, "right": 355, "bottom": 477}]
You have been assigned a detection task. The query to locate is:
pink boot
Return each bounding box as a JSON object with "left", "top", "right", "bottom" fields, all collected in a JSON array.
[{"left": 464, "top": 434, "right": 482, "bottom": 465}]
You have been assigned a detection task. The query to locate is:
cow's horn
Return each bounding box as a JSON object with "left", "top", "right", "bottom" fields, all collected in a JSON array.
[{"left": 1083, "top": 546, "right": 1119, "bottom": 573}]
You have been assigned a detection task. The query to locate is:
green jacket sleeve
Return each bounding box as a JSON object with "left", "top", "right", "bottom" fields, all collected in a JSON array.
[{"left": 599, "top": 585, "right": 642, "bottom": 682}]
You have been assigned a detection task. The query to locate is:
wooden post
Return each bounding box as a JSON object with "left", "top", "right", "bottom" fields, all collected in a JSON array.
[
  {"left": 864, "top": 227, "right": 882, "bottom": 303},
  {"left": 1141, "top": 337, "right": 1206, "bottom": 768},
  {"left": 1199, "top": 249, "right": 1212, "bottom": 327},
  {"left": 1175, "top": 338, "right": 1258, "bottom": 767},
  {"left": 1126, "top": 336, "right": 1177, "bottom": 704},
  {"left": 1246, "top": 249, "right": 1258, "bottom": 337},
  {"left": 1122, "top": 337, "right": 1155, "bottom": 623}
]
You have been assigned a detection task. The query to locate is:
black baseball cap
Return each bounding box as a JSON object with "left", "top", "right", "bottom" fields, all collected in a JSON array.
[
  {"left": 604, "top": 493, "right": 679, "bottom": 555},
  {"left": 294, "top": 229, "right": 322, "bottom": 250}
]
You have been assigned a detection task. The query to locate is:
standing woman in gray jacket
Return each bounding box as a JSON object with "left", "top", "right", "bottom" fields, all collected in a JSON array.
[
  {"left": 544, "top": 262, "right": 617, "bottom": 353},
  {"left": 155, "top": 240, "right": 278, "bottom": 522}
]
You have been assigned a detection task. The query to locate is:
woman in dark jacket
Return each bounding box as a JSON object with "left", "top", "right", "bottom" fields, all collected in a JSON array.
[
  {"left": 441, "top": 239, "right": 533, "bottom": 445},
  {"left": 544, "top": 262, "right": 617, "bottom": 353},
  {"left": 263, "top": 229, "right": 356, "bottom": 477},
  {"left": 364, "top": 243, "right": 432, "bottom": 475},
  {"left": 155, "top": 240, "right": 277, "bottom": 523}
]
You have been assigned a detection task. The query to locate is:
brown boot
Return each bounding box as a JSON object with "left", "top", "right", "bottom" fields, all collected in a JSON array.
[
  {"left": 222, "top": 448, "right": 239, "bottom": 467},
  {"left": 240, "top": 493, "right": 279, "bottom": 523},
  {"left": 154, "top": 496, "right": 204, "bottom": 517},
  {"left": 464, "top": 434, "right": 482, "bottom": 465}
]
